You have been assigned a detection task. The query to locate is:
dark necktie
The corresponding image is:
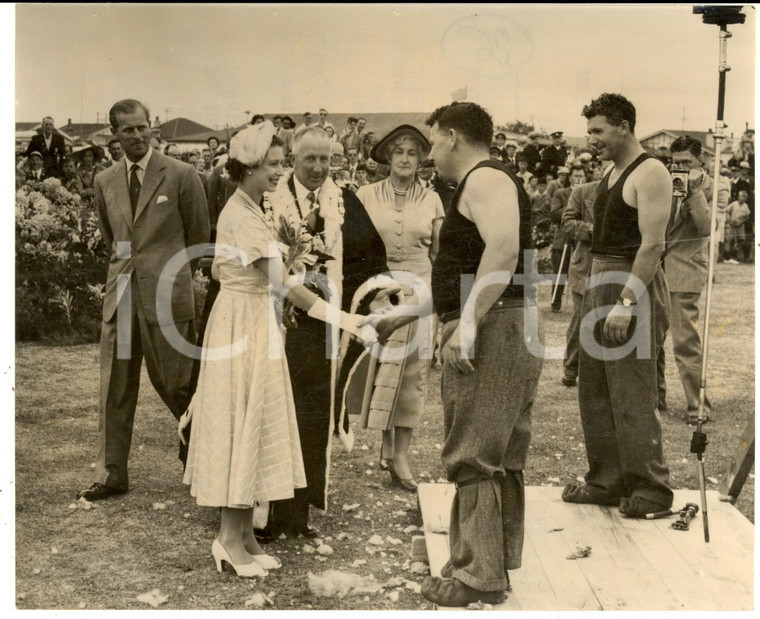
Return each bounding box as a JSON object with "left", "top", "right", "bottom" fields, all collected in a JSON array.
[
  {"left": 304, "top": 191, "right": 324, "bottom": 234},
  {"left": 129, "top": 164, "right": 141, "bottom": 216},
  {"left": 306, "top": 191, "right": 316, "bottom": 211}
]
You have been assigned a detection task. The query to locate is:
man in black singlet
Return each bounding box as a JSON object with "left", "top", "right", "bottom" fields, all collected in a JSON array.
[
  {"left": 420, "top": 102, "right": 543, "bottom": 606},
  {"left": 561, "top": 93, "right": 674, "bottom": 517}
]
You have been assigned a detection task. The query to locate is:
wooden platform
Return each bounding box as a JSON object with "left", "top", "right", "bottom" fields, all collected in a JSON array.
[{"left": 417, "top": 483, "right": 754, "bottom": 611}]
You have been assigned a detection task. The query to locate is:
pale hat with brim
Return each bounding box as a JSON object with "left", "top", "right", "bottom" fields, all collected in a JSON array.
[
  {"left": 28, "top": 150, "right": 43, "bottom": 159},
  {"left": 370, "top": 125, "right": 431, "bottom": 166},
  {"left": 71, "top": 144, "right": 105, "bottom": 162}
]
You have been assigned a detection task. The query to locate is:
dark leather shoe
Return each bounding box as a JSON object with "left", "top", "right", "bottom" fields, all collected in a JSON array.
[
  {"left": 77, "top": 483, "right": 127, "bottom": 501},
  {"left": 254, "top": 527, "right": 276, "bottom": 544},
  {"left": 560, "top": 376, "right": 577, "bottom": 387},
  {"left": 297, "top": 524, "right": 320, "bottom": 539},
  {"left": 389, "top": 463, "right": 418, "bottom": 492}
]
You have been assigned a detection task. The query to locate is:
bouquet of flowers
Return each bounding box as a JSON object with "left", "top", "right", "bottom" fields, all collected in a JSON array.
[{"left": 274, "top": 212, "right": 334, "bottom": 328}]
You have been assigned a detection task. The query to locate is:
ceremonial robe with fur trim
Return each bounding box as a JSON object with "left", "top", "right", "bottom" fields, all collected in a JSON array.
[{"left": 265, "top": 171, "right": 388, "bottom": 515}]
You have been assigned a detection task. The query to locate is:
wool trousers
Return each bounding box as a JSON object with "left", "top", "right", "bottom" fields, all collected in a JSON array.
[{"left": 440, "top": 304, "right": 543, "bottom": 591}]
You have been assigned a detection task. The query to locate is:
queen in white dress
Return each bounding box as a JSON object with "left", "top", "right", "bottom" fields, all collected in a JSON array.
[{"left": 181, "top": 122, "right": 373, "bottom": 578}]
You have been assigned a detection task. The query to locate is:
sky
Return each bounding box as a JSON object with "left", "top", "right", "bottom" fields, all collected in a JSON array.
[{"left": 14, "top": 3, "right": 756, "bottom": 139}]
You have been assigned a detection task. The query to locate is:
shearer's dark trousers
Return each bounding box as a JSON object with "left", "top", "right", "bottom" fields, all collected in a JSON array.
[
  {"left": 578, "top": 256, "right": 673, "bottom": 507},
  {"left": 440, "top": 304, "right": 543, "bottom": 592}
]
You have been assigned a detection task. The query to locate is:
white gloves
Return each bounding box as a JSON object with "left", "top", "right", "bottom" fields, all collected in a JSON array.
[
  {"left": 178, "top": 407, "right": 193, "bottom": 445},
  {"left": 307, "top": 298, "right": 377, "bottom": 345}
]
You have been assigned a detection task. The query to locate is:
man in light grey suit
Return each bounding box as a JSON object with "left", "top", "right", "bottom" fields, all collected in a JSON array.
[
  {"left": 656, "top": 136, "right": 714, "bottom": 423},
  {"left": 78, "top": 99, "right": 209, "bottom": 501}
]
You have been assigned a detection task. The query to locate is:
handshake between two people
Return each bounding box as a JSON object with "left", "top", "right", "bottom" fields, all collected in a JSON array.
[{"left": 328, "top": 282, "right": 422, "bottom": 348}]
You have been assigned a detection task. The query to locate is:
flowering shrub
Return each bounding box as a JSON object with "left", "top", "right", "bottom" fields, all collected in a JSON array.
[
  {"left": 531, "top": 223, "right": 554, "bottom": 274},
  {"left": 16, "top": 177, "right": 109, "bottom": 342}
]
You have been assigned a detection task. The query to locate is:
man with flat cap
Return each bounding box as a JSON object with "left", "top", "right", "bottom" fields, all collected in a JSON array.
[
  {"left": 541, "top": 130, "right": 568, "bottom": 174},
  {"left": 522, "top": 131, "right": 544, "bottom": 173},
  {"left": 417, "top": 158, "right": 435, "bottom": 189},
  {"left": 729, "top": 163, "right": 751, "bottom": 201},
  {"left": 22, "top": 150, "right": 47, "bottom": 182},
  {"left": 503, "top": 141, "right": 518, "bottom": 171},
  {"left": 493, "top": 131, "right": 508, "bottom": 162}
]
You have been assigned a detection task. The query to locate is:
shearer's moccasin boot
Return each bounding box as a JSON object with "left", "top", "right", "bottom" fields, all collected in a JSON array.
[
  {"left": 619, "top": 496, "right": 671, "bottom": 518},
  {"left": 440, "top": 561, "right": 512, "bottom": 592},
  {"left": 421, "top": 576, "right": 506, "bottom": 606},
  {"left": 561, "top": 482, "right": 620, "bottom": 506}
]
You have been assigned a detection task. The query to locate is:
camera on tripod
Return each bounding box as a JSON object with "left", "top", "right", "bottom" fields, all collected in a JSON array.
[
  {"left": 670, "top": 166, "right": 690, "bottom": 198},
  {"left": 693, "top": 6, "right": 746, "bottom": 26}
]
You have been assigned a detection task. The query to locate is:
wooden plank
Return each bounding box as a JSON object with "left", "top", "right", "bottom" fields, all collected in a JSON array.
[
  {"left": 423, "top": 533, "right": 451, "bottom": 580},
  {"left": 524, "top": 489, "right": 603, "bottom": 611},
  {"left": 419, "top": 484, "right": 753, "bottom": 611},
  {"left": 610, "top": 501, "right": 739, "bottom": 610},
  {"left": 718, "top": 417, "right": 755, "bottom": 501},
  {"left": 417, "top": 483, "right": 454, "bottom": 579},
  {"left": 648, "top": 489, "right": 753, "bottom": 608},
  {"left": 546, "top": 500, "right": 669, "bottom": 610},
  {"left": 417, "top": 483, "right": 454, "bottom": 541}
]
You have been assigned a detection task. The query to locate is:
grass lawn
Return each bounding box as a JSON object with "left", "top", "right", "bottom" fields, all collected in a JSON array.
[{"left": 14, "top": 262, "right": 754, "bottom": 610}]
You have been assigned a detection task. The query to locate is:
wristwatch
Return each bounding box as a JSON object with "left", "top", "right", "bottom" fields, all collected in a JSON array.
[{"left": 618, "top": 296, "right": 636, "bottom": 308}]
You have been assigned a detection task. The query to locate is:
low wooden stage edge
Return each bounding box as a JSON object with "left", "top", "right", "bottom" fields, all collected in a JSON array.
[{"left": 417, "top": 483, "right": 754, "bottom": 611}]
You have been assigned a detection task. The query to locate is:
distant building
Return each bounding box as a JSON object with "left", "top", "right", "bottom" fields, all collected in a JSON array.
[
  {"left": 639, "top": 129, "right": 734, "bottom": 159},
  {"left": 154, "top": 117, "right": 214, "bottom": 141},
  {"left": 60, "top": 120, "right": 111, "bottom": 144}
]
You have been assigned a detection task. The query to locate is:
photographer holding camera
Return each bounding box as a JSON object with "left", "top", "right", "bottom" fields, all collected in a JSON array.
[{"left": 655, "top": 135, "right": 716, "bottom": 423}]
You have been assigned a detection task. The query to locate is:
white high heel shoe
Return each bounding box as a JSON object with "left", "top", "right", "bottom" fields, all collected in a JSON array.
[
  {"left": 252, "top": 553, "right": 282, "bottom": 570},
  {"left": 211, "top": 539, "right": 267, "bottom": 578}
]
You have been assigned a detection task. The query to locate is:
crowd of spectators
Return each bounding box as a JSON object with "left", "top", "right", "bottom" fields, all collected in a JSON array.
[{"left": 16, "top": 113, "right": 755, "bottom": 266}]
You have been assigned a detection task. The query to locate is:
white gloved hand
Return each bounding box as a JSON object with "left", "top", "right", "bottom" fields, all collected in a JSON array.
[
  {"left": 178, "top": 408, "right": 193, "bottom": 445},
  {"left": 307, "top": 298, "right": 368, "bottom": 340},
  {"left": 358, "top": 322, "right": 379, "bottom": 346}
]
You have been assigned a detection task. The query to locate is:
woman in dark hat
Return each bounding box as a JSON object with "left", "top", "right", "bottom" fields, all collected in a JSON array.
[{"left": 355, "top": 125, "right": 444, "bottom": 491}]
